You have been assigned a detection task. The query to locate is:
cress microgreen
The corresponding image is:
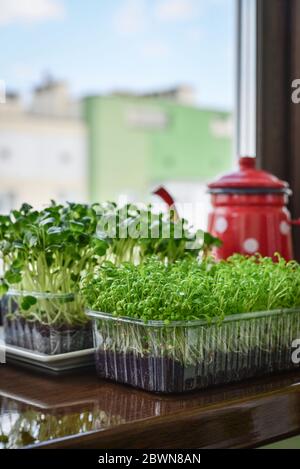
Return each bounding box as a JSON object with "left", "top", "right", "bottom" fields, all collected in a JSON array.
[
  {"left": 82, "top": 254, "right": 300, "bottom": 367},
  {"left": 81, "top": 254, "right": 300, "bottom": 323}
]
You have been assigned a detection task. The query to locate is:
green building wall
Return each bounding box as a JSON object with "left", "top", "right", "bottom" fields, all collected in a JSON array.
[{"left": 84, "top": 95, "right": 233, "bottom": 203}]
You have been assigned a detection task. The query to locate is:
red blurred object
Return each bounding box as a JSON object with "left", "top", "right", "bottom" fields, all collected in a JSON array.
[
  {"left": 152, "top": 186, "right": 179, "bottom": 221},
  {"left": 208, "top": 157, "right": 299, "bottom": 260}
]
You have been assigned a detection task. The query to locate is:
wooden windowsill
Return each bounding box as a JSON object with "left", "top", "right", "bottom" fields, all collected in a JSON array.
[{"left": 1, "top": 365, "right": 300, "bottom": 449}]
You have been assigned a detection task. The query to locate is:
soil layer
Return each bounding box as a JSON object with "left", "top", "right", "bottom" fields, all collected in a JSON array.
[
  {"left": 95, "top": 347, "right": 299, "bottom": 393},
  {"left": 4, "top": 315, "right": 93, "bottom": 354}
]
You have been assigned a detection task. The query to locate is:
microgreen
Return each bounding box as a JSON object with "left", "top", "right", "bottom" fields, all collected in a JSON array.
[
  {"left": 0, "top": 201, "right": 220, "bottom": 326},
  {"left": 96, "top": 204, "right": 220, "bottom": 264},
  {"left": 0, "top": 201, "right": 109, "bottom": 325},
  {"left": 81, "top": 254, "right": 300, "bottom": 323},
  {"left": 82, "top": 254, "right": 300, "bottom": 367}
]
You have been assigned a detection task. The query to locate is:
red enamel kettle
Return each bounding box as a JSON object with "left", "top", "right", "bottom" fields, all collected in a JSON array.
[{"left": 207, "top": 157, "right": 300, "bottom": 260}]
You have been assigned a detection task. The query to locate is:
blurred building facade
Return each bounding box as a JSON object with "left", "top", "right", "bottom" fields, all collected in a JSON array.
[
  {"left": 0, "top": 79, "right": 87, "bottom": 211},
  {"left": 84, "top": 92, "right": 233, "bottom": 226},
  {"left": 0, "top": 80, "right": 233, "bottom": 228}
]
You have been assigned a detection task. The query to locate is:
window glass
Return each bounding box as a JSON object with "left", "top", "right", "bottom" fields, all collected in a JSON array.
[{"left": 0, "top": 0, "right": 236, "bottom": 228}]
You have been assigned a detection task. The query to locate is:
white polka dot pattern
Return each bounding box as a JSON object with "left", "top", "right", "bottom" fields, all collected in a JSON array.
[
  {"left": 280, "top": 221, "right": 291, "bottom": 236},
  {"left": 243, "top": 238, "right": 259, "bottom": 254},
  {"left": 215, "top": 217, "right": 228, "bottom": 234}
]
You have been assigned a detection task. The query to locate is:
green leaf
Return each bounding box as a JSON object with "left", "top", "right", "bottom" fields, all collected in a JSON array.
[
  {"left": 21, "top": 295, "right": 37, "bottom": 311},
  {"left": 203, "top": 232, "right": 222, "bottom": 248},
  {"left": 81, "top": 216, "right": 92, "bottom": 224},
  {"left": 40, "top": 217, "right": 56, "bottom": 226},
  {"left": 47, "top": 226, "right": 63, "bottom": 235},
  {"left": 70, "top": 221, "right": 85, "bottom": 232},
  {"left": 24, "top": 232, "right": 38, "bottom": 247},
  {"left": 11, "top": 210, "right": 21, "bottom": 220},
  {"left": 93, "top": 238, "right": 109, "bottom": 256},
  {"left": 71, "top": 272, "right": 80, "bottom": 282},
  {"left": 0, "top": 215, "right": 10, "bottom": 225},
  {"left": 0, "top": 240, "right": 11, "bottom": 254},
  {"left": 12, "top": 241, "right": 26, "bottom": 251},
  {"left": 20, "top": 203, "right": 33, "bottom": 214},
  {"left": 29, "top": 235, "right": 38, "bottom": 247},
  {"left": 11, "top": 258, "right": 24, "bottom": 270},
  {"left": 0, "top": 281, "right": 8, "bottom": 296},
  {"left": 4, "top": 269, "right": 22, "bottom": 285}
]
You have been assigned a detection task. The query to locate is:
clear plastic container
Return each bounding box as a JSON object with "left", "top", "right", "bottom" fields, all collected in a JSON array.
[
  {"left": 2, "top": 290, "right": 93, "bottom": 355},
  {"left": 86, "top": 308, "right": 300, "bottom": 393}
]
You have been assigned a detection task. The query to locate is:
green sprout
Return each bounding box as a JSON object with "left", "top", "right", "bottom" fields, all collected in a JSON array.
[
  {"left": 82, "top": 254, "right": 300, "bottom": 323},
  {"left": 0, "top": 202, "right": 109, "bottom": 325},
  {"left": 82, "top": 255, "right": 300, "bottom": 366},
  {"left": 95, "top": 204, "right": 221, "bottom": 264}
]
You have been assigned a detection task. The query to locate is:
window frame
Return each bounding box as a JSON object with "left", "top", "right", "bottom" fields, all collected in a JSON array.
[{"left": 256, "top": 0, "right": 300, "bottom": 259}]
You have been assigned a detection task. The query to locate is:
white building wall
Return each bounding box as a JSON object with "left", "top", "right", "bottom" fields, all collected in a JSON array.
[{"left": 0, "top": 113, "right": 87, "bottom": 212}]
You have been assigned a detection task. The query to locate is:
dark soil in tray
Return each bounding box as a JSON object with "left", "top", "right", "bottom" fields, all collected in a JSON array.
[
  {"left": 95, "top": 347, "right": 299, "bottom": 393},
  {"left": 3, "top": 315, "right": 93, "bottom": 355}
]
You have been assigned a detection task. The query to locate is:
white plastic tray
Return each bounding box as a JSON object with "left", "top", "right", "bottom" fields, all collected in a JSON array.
[{"left": 0, "top": 327, "right": 95, "bottom": 373}]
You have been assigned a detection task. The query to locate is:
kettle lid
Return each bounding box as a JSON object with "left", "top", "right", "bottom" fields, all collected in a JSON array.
[{"left": 208, "top": 157, "right": 289, "bottom": 191}]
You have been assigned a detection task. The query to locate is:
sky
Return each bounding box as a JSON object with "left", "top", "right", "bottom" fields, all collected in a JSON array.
[{"left": 0, "top": 0, "right": 235, "bottom": 110}]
